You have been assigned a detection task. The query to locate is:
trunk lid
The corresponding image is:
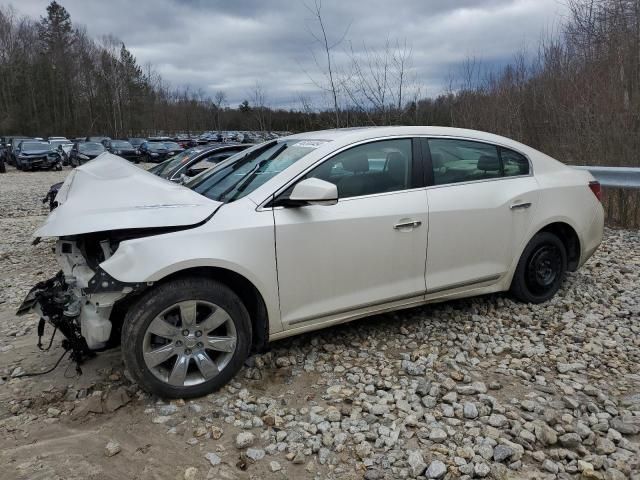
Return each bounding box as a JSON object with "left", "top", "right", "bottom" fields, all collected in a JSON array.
[{"left": 35, "top": 153, "right": 220, "bottom": 237}]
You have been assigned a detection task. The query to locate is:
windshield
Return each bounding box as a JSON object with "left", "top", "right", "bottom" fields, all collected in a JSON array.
[
  {"left": 111, "top": 140, "right": 133, "bottom": 149},
  {"left": 147, "top": 142, "right": 166, "bottom": 151},
  {"left": 129, "top": 138, "right": 144, "bottom": 145},
  {"left": 79, "top": 142, "right": 105, "bottom": 154},
  {"left": 187, "top": 139, "right": 324, "bottom": 203},
  {"left": 164, "top": 142, "right": 181, "bottom": 150},
  {"left": 21, "top": 142, "right": 51, "bottom": 152},
  {"left": 150, "top": 147, "right": 206, "bottom": 177}
]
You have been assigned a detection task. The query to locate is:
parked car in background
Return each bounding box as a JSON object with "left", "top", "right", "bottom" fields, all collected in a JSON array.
[
  {"left": 69, "top": 141, "right": 106, "bottom": 166},
  {"left": 139, "top": 141, "right": 171, "bottom": 162},
  {"left": 16, "top": 126, "right": 604, "bottom": 398},
  {"left": 49, "top": 139, "right": 74, "bottom": 165},
  {"left": 103, "top": 139, "right": 140, "bottom": 162},
  {"left": 128, "top": 137, "right": 146, "bottom": 150},
  {"left": 4, "top": 136, "right": 31, "bottom": 165},
  {"left": 14, "top": 140, "right": 62, "bottom": 171},
  {"left": 48, "top": 136, "right": 68, "bottom": 141},
  {"left": 86, "top": 136, "right": 111, "bottom": 143},
  {"left": 163, "top": 141, "right": 184, "bottom": 156},
  {"left": 148, "top": 143, "right": 252, "bottom": 181}
]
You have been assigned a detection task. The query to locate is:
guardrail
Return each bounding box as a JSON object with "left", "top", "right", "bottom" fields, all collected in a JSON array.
[{"left": 573, "top": 166, "right": 640, "bottom": 189}]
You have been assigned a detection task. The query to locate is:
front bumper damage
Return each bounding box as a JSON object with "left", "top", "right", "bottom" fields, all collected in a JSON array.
[{"left": 16, "top": 239, "right": 147, "bottom": 362}]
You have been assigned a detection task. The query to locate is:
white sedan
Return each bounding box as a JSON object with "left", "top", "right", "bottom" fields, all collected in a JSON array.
[{"left": 18, "top": 126, "right": 604, "bottom": 398}]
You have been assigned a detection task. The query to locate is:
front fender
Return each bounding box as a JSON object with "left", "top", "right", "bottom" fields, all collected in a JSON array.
[{"left": 99, "top": 201, "right": 282, "bottom": 334}]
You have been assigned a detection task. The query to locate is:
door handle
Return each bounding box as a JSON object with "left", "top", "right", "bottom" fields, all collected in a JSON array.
[
  {"left": 510, "top": 202, "right": 532, "bottom": 210},
  {"left": 394, "top": 220, "right": 422, "bottom": 230}
]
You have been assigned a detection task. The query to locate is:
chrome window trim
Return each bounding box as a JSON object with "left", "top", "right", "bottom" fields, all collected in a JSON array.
[
  {"left": 257, "top": 133, "right": 535, "bottom": 211},
  {"left": 422, "top": 135, "right": 534, "bottom": 188}
]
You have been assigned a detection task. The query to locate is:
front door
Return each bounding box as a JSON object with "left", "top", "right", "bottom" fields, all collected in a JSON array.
[{"left": 273, "top": 138, "right": 429, "bottom": 327}]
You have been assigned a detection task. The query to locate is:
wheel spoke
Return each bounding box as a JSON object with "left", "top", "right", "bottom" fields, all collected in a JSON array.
[
  {"left": 179, "top": 301, "right": 198, "bottom": 329},
  {"left": 148, "top": 317, "right": 180, "bottom": 339},
  {"left": 168, "top": 354, "right": 190, "bottom": 386},
  {"left": 144, "top": 343, "right": 176, "bottom": 367},
  {"left": 193, "top": 351, "right": 219, "bottom": 380},
  {"left": 199, "top": 308, "right": 231, "bottom": 333},
  {"left": 205, "top": 335, "right": 236, "bottom": 353}
]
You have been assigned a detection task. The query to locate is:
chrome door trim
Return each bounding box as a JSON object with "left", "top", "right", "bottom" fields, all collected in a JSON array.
[
  {"left": 394, "top": 220, "right": 422, "bottom": 229},
  {"left": 427, "top": 274, "right": 502, "bottom": 294},
  {"left": 288, "top": 292, "right": 425, "bottom": 326},
  {"left": 510, "top": 202, "right": 532, "bottom": 210}
]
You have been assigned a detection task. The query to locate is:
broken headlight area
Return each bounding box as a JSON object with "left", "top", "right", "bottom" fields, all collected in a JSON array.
[{"left": 16, "top": 236, "right": 147, "bottom": 366}]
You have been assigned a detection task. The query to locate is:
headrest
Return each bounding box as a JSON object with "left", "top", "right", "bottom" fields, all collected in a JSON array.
[
  {"left": 477, "top": 155, "right": 500, "bottom": 172},
  {"left": 342, "top": 154, "right": 369, "bottom": 173},
  {"left": 386, "top": 152, "right": 406, "bottom": 182},
  {"left": 431, "top": 152, "right": 444, "bottom": 169}
]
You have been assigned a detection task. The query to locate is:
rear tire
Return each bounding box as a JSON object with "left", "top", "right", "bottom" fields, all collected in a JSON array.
[
  {"left": 510, "top": 232, "right": 567, "bottom": 303},
  {"left": 122, "top": 277, "right": 252, "bottom": 399}
]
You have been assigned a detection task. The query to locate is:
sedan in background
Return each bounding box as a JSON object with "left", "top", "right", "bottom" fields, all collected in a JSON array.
[
  {"left": 69, "top": 141, "right": 106, "bottom": 166},
  {"left": 103, "top": 139, "right": 140, "bottom": 162},
  {"left": 49, "top": 139, "right": 74, "bottom": 165},
  {"left": 15, "top": 140, "right": 62, "bottom": 171},
  {"left": 148, "top": 143, "right": 252, "bottom": 181},
  {"left": 138, "top": 141, "right": 170, "bottom": 162},
  {"left": 163, "top": 141, "right": 184, "bottom": 157},
  {"left": 17, "top": 126, "right": 604, "bottom": 398}
]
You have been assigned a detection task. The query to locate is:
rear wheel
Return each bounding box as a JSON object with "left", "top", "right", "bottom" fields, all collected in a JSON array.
[
  {"left": 122, "top": 277, "right": 252, "bottom": 398},
  {"left": 511, "top": 232, "right": 567, "bottom": 303}
]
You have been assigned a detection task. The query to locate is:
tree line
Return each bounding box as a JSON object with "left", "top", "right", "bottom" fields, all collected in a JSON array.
[{"left": 1, "top": 0, "right": 638, "bottom": 225}]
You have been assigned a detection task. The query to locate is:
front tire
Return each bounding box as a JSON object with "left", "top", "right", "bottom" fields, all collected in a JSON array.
[
  {"left": 122, "top": 277, "right": 252, "bottom": 398},
  {"left": 510, "top": 232, "right": 567, "bottom": 303}
]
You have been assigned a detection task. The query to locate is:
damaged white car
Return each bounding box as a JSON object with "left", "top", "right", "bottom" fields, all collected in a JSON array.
[{"left": 18, "top": 126, "right": 604, "bottom": 398}]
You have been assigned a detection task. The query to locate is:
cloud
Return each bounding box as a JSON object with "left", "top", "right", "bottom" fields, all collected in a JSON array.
[{"left": 11, "top": 0, "right": 566, "bottom": 108}]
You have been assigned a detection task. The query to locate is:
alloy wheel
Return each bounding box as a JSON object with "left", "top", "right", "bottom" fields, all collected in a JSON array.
[{"left": 142, "top": 300, "right": 237, "bottom": 387}]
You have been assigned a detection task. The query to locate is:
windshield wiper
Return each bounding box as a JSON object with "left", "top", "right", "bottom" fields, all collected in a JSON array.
[{"left": 218, "top": 142, "right": 287, "bottom": 202}]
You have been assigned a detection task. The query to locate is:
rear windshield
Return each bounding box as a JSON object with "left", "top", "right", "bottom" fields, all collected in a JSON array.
[{"left": 111, "top": 140, "right": 133, "bottom": 148}]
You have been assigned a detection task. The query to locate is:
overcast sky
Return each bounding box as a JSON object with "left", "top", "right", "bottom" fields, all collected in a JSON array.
[{"left": 12, "top": 0, "right": 567, "bottom": 109}]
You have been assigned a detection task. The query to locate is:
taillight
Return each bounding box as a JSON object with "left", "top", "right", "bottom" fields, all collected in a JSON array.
[{"left": 589, "top": 181, "right": 602, "bottom": 202}]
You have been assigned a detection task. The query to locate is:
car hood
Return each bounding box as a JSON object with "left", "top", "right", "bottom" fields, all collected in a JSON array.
[
  {"left": 35, "top": 153, "right": 221, "bottom": 237},
  {"left": 22, "top": 149, "right": 52, "bottom": 156}
]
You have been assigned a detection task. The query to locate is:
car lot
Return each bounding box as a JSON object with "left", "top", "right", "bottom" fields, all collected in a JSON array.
[{"left": 0, "top": 164, "right": 638, "bottom": 479}]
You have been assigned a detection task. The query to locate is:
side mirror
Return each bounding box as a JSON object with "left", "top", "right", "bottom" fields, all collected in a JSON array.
[{"left": 287, "top": 178, "right": 338, "bottom": 206}]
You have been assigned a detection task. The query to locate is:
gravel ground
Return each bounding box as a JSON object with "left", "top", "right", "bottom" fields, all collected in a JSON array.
[{"left": 0, "top": 165, "right": 638, "bottom": 479}]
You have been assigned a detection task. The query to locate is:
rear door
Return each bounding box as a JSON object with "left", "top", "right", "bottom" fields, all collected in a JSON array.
[
  {"left": 273, "top": 138, "right": 429, "bottom": 327},
  {"left": 423, "top": 137, "right": 538, "bottom": 293}
]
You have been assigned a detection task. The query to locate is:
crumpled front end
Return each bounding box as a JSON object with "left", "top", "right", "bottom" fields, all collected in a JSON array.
[{"left": 17, "top": 238, "right": 145, "bottom": 352}]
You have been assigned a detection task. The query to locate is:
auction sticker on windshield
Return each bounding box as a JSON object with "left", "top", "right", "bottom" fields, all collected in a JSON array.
[{"left": 294, "top": 140, "right": 328, "bottom": 148}]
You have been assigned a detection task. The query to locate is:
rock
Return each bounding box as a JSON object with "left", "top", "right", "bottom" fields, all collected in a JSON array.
[
  {"left": 474, "top": 462, "right": 491, "bottom": 477},
  {"left": 493, "top": 444, "right": 514, "bottom": 463},
  {"left": 355, "top": 441, "right": 372, "bottom": 459},
  {"left": 556, "top": 362, "right": 586, "bottom": 373},
  {"left": 595, "top": 437, "right": 616, "bottom": 455},
  {"left": 210, "top": 426, "right": 223, "bottom": 439},
  {"left": 558, "top": 432, "right": 581, "bottom": 448},
  {"left": 75, "top": 396, "right": 103, "bottom": 416},
  {"left": 457, "top": 382, "right": 487, "bottom": 395},
  {"left": 246, "top": 448, "right": 265, "bottom": 461},
  {"left": 610, "top": 417, "right": 640, "bottom": 435},
  {"left": 104, "top": 387, "right": 131, "bottom": 412},
  {"left": 205, "top": 452, "right": 221, "bottom": 466},
  {"left": 275, "top": 357, "right": 290, "bottom": 368},
  {"left": 270, "top": 461, "right": 282, "bottom": 472},
  {"left": 535, "top": 424, "right": 558, "bottom": 446},
  {"left": 429, "top": 428, "right": 447, "bottom": 442},
  {"left": 184, "top": 467, "right": 199, "bottom": 480},
  {"left": 542, "top": 459, "right": 559, "bottom": 474},
  {"left": 488, "top": 414, "right": 508, "bottom": 428},
  {"left": 407, "top": 450, "right": 427, "bottom": 477},
  {"left": 157, "top": 404, "right": 178, "bottom": 416},
  {"left": 104, "top": 440, "right": 121, "bottom": 457},
  {"left": 47, "top": 407, "right": 61, "bottom": 417},
  {"left": 235, "top": 432, "right": 255, "bottom": 449},
  {"left": 463, "top": 402, "right": 478, "bottom": 419},
  {"left": 425, "top": 459, "right": 447, "bottom": 479}
]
